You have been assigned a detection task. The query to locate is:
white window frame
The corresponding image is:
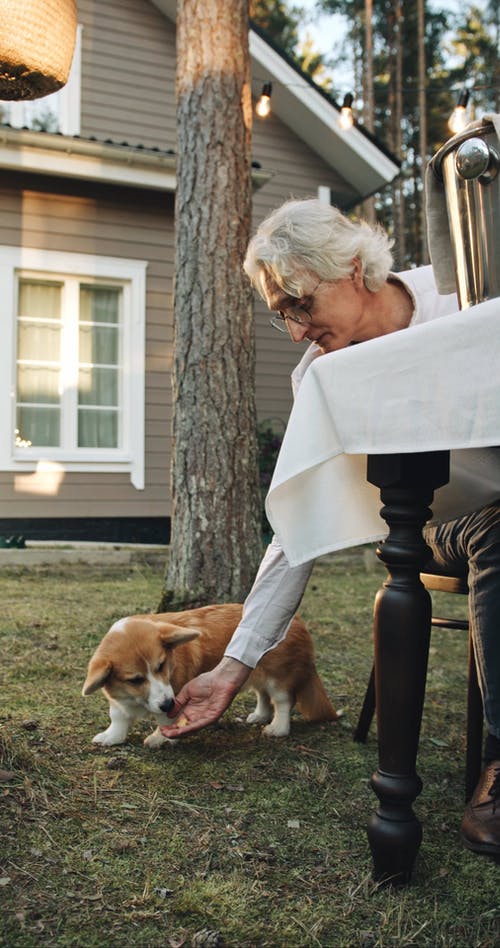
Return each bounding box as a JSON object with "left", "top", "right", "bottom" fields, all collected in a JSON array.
[
  {"left": 317, "top": 185, "right": 332, "bottom": 204},
  {"left": 0, "top": 247, "right": 147, "bottom": 490},
  {"left": 5, "top": 24, "right": 82, "bottom": 136}
]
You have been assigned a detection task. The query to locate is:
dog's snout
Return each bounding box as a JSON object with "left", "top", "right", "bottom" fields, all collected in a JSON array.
[{"left": 160, "top": 697, "right": 175, "bottom": 714}]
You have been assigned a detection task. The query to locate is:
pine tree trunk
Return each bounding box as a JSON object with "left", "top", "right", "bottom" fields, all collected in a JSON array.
[
  {"left": 159, "top": 0, "right": 262, "bottom": 610},
  {"left": 495, "top": 3, "right": 500, "bottom": 113},
  {"left": 363, "top": 0, "right": 374, "bottom": 134},
  {"left": 361, "top": 0, "right": 376, "bottom": 224},
  {"left": 394, "top": 0, "right": 405, "bottom": 266},
  {"left": 417, "top": 0, "right": 428, "bottom": 263}
]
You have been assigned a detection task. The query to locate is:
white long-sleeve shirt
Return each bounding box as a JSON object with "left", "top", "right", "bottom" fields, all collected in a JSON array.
[{"left": 224, "top": 266, "right": 459, "bottom": 668}]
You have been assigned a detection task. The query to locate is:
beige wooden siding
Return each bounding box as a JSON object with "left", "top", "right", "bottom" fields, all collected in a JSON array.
[
  {"left": 251, "top": 112, "right": 357, "bottom": 426},
  {"left": 0, "top": 180, "right": 175, "bottom": 520},
  {"left": 75, "top": 0, "right": 356, "bottom": 430},
  {"left": 78, "top": 0, "right": 177, "bottom": 149},
  {"left": 0, "top": 1, "right": 368, "bottom": 523}
]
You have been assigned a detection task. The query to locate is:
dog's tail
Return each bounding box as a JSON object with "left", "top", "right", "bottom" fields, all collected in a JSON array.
[{"left": 296, "top": 667, "right": 338, "bottom": 722}]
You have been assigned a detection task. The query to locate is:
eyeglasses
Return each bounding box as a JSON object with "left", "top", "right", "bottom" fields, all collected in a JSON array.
[{"left": 269, "top": 281, "right": 323, "bottom": 334}]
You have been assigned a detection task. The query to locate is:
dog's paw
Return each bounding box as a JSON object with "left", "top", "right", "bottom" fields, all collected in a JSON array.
[
  {"left": 92, "top": 730, "right": 126, "bottom": 746},
  {"left": 144, "top": 728, "right": 177, "bottom": 749},
  {"left": 246, "top": 710, "right": 272, "bottom": 725},
  {"left": 262, "top": 721, "right": 290, "bottom": 738}
]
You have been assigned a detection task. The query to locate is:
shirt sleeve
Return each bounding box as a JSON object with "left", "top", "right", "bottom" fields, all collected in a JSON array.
[{"left": 224, "top": 534, "right": 314, "bottom": 667}]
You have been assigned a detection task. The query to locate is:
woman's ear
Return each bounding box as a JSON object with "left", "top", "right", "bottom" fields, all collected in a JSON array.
[{"left": 351, "top": 257, "right": 363, "bottom": 286}]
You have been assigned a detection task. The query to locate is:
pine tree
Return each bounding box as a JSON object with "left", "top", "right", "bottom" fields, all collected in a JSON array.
[{"left": 160, "top": 0, "right": 262, "bottom": 610}]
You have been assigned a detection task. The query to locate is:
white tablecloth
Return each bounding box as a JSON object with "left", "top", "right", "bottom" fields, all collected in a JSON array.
[{"left": 266, "top": 297, "right": 500, "bottom": 567}]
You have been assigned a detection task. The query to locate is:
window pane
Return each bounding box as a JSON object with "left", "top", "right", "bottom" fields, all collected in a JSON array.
[
  {"left": 78, "top": 367, "right": 118, "bottom": 406},
  {"left": 79, "top": 324, "right": 118, "bottom": 365},
  {"left": 78, "top": 409, "right": 118, "bottom": 448},
  {"left": 5, "top": 94, "right": 61, "bottom": 132},
  {"left": 16, "top": 280, "right": 62, "bottom": 449},
  {"left": 78, "top": 286, "right": 122, "bottom": 449},
  {"left": 17, "top": 366, "right": 60, "bottom": 404},
  {"left": 17, "top": 406, "right": 60, "bottom": 447},
  {"left": 19, "top": 281, "right": 61, "bottom": 319},
  {"left": 80, "top": 286, "right": 120, "bottom": 324},
  {"left": 18, "top": 321, "right": 61, "bottom": 362}
]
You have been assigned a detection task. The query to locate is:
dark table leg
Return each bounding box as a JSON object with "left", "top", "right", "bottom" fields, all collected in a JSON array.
[{"left": 366, "top": 451, "right": 450, "bottom": 884}]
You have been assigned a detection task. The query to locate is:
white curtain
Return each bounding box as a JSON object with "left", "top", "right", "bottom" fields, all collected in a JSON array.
[
  {"left": 16, "top": 281, "right": 61, "bottom": 446},
  {"left": 78, "top": 287, "right": 120, "bottom": 448}
]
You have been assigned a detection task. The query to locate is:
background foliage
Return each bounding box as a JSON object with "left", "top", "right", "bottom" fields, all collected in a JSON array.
[{"left": 251, "top": 0, "right": 500, "bottom": 267}]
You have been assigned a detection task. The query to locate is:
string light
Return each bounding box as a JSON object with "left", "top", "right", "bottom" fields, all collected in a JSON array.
[
  {"left": 448, "top": 88, "right": 470, "bottom": 134},
  {"left": 256, "top": 82, "right": 272, "bottom": 118},
  {"left": 252, "top": 71, "right": 493, "bottom": 136},
  {"left": 338, "top": 93, "right": 354, "bottom": 130}
]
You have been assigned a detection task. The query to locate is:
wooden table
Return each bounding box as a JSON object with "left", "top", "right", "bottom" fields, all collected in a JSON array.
[{"left": 265, "top": 297, "right": 500, "bottom": 884}]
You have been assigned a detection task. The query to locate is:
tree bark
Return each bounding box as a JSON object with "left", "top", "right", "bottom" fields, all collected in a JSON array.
[
  {"left": 160, "top": 0, "right": 262, "bottom": 610},
  {"left": 361, "top": 0, "right": 376, "bottom": 224},
  {"left": 392, "top": 0, "right": 405, "bottom": 266},
  {"left": 417, "top": 0, "right": 428, "bottom": 263},
  {"left": 363, "top": 0, "right": 374, "bottom": 134}
]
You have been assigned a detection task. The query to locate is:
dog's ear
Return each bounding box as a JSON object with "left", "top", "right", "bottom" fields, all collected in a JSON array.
[
  {"left": 82, "top": 657, "right": 113, "bottom": 695},
  {"left": 158, "top": 623, "right": 201, "bottom": 650}
]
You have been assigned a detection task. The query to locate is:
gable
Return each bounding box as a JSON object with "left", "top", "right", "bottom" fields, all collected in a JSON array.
[{"left": 151, "top": 0, "right": 399, "bottom": 202}]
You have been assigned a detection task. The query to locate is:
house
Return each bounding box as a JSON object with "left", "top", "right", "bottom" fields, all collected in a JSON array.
[{"left": 0, "top": 0, "right": 399, "bottom": 544}]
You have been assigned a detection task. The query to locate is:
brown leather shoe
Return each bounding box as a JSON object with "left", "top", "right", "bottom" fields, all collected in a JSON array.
[{"left": 462, "top": 761, "right": 500, "bottom": 856}]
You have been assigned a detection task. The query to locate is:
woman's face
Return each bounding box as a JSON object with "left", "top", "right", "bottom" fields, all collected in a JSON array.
[{"left": 264, "top": 263, "right": 366, "bottom": 353}]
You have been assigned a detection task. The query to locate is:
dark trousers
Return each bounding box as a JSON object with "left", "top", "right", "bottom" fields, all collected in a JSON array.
[{"left": 425, "top": 501, "right": 500, "bottom": 738}]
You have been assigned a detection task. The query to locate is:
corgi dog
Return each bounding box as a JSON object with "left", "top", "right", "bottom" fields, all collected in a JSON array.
[{"left": 82, "top": 603, "right": 337, "bottom": 748}]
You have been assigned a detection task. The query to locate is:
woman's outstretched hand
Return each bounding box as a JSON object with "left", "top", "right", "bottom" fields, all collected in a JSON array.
[{"left": 160, "top": 656, "right": 251, "bottom": 738}]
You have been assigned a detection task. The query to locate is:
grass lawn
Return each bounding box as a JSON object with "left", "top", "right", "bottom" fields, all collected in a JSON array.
[{"left": 1, "top": 547, "right": 500, "bottom": 947}]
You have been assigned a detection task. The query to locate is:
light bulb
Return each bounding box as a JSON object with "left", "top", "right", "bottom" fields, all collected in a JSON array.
[
  {"left": 448, "top": 89, "right": 470, "bottom": 134},
  {"left": 339, "top": 106, "right": 354, "bottom": 130},
  {"left": 448, "top": 106, "right": 468, "bottom": 134},
  {"left": 256, "top": 83, "right": 272, "bottom": 118},
  {"left": 338, "top": 93, "right": 354, "bottom": 130}
]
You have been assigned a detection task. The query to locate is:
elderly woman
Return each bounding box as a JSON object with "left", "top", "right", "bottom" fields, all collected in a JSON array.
[{"left": 161, "top": 198, "right": 500, "bottom": 859}]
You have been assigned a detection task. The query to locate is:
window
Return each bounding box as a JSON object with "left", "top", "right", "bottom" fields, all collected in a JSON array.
[
  {"left": 0, "top": 248, "right": 147, "bottom": 489},
  {"left": 16, "top": 280, "right": 122, "bottom": 451},
  {"left": 1, "top": 25, "right": 82, "bottom": 136}
]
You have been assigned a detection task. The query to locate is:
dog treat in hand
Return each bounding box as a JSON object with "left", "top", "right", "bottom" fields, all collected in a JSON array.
[{"left": 177, "top": 715, "right": 190, "bottom": 727}]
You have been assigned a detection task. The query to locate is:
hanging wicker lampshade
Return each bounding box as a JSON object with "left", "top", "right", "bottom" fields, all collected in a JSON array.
[{"left": 0, "top": 0, "right": 77, "bottom": 100}]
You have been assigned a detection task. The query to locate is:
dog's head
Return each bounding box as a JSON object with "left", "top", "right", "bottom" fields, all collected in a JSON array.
[{"left": 82, "top": 616, "right": 200, "bottom": 715}]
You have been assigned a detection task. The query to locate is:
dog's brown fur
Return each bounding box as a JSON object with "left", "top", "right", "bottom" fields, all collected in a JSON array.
[{"left": 83, "top": 603, "right": 338, "bottom": 747}]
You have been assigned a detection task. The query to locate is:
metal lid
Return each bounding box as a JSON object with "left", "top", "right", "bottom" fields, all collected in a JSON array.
[{"left": 431, "top": 120, "right": 495, "bottom": 181}]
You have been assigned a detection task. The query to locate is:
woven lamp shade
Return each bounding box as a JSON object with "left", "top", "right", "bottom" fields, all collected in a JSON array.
[{"left": 0, "top": 0, "right": 77, "bottom": 100}]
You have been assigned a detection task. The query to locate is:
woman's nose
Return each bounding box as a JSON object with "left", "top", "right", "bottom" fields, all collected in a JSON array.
[{"left": 287, "top": 319, "right": 309, "bottom": 343}]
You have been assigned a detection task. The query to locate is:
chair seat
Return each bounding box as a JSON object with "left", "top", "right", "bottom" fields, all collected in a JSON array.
[{"left": 420, "top": 571, "right": 468, "bottom": 595}]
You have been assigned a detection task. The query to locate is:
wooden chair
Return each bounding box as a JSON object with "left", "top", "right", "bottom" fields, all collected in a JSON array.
[{"left": 353, "top": 571, "right": 484, "bottom": 801}]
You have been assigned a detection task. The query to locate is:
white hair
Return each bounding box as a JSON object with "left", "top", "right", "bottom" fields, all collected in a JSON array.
[{"left": 244, "top": 198, "right": 394, "bottom": 298}]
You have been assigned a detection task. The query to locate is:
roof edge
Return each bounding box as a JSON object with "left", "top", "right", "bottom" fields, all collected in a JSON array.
[
  {"left": 249, "top": 19, "right": 400, "bottom": 171},
  {"left": 0, "top": 125, "right": 272, "bottom": 191}
]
